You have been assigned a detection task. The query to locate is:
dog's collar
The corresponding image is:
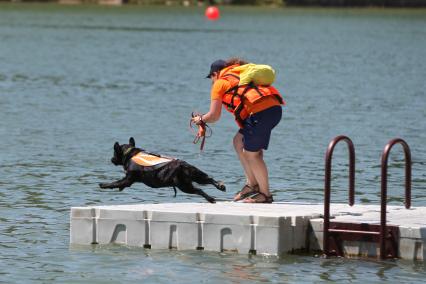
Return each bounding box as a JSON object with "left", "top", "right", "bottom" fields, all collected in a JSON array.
[
  {"left": 123, "top": 147, "right": 134, "bottom": 156},
  {"left": 122, "top": 147, "right": 135, "bottom": 168},
  {"left": 122, "top": 147, "right": 143, "bottom": 169}
]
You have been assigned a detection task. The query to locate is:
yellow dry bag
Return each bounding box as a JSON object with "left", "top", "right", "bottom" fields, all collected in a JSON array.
[{"left": 233, "top": 63, "right": 276, "bottom": 86}]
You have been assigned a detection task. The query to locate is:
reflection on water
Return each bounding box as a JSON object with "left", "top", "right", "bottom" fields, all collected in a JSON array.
[{"left": 0, "top": 3, "right": 426, "bottom": 283}]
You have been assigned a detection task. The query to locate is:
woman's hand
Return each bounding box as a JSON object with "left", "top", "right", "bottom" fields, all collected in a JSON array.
[
  {"left": 191, "top": 99, "right": 222, "bottom": 125},
  {"left": 191, "top": 115, "right": 204, "bottom": 126}
]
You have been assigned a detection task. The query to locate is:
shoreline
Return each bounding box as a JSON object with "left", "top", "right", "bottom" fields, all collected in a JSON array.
[{"left": 1, "top": 0, "right": 426, "bottom": 8}]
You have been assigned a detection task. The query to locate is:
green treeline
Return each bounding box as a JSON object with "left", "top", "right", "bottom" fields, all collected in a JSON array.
[
  {"left": 1, "top": 0, "right": 426, "bottom": 6},
  {"left": 285, "top": 0, "right": 426, "bottom": 6}
]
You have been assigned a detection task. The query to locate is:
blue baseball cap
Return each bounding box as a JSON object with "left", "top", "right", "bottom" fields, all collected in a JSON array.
[{"left": 206, "top": 59, "right": 226, "bottom": 78}]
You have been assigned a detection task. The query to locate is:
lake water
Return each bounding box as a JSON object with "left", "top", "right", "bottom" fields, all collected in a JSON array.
[{"left": 1, "top": 3, "right": 426, "bottom": 283}]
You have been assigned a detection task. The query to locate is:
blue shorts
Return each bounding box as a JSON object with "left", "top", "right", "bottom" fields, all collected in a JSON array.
[{"left": 239, "top": 105, "right": 282, "bottom": 152}]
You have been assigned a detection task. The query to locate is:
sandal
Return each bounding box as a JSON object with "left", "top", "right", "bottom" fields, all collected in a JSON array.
[
  {"left": 233, "top": 184, "right": 259, "bottom": 201},
  {"left": 242, "top": 192, "right": 274, "bottom": 204}
]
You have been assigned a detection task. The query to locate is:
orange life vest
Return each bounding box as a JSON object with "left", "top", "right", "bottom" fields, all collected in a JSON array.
[
  {"left": 219, "top": 65, "right": 285, "bottom": 128},
  {"left": 131, "top": 152, "right": 172, "bottom": 167}
]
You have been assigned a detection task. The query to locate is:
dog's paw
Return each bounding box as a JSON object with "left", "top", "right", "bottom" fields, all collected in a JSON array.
[
  {"left": 207, "top": 198, "right": 216, "bottom": 204},
  {"left": 99, "top": 183, "right": 108, "bottom": 189},
  {"left": 217, "top": 181, "right": 226, "bottom": 192}
]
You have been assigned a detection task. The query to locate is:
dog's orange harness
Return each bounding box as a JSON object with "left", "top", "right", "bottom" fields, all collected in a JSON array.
[{"left": 131, "top": 152, "right": 172, "bottom": 166}]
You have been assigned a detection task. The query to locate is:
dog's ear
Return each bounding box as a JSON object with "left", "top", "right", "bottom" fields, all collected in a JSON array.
[
  {"left": 114, "top": 142, "right": 121, "bottom": 153},
  {"left": 129, "top": 137, "right": 135, "bottom": 147}
]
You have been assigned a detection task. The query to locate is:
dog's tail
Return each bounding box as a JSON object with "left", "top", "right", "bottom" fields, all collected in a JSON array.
[{"left": 173, "top": 186, "right": 177, "bottom": 197}]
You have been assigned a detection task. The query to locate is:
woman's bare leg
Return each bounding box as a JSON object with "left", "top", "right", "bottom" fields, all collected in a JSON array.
[
  {"left": 233, "top": 132, "right": 257, "bottom": 186},
  {"left": 242, "top": 149, "right": 271, "bottom": 198}
]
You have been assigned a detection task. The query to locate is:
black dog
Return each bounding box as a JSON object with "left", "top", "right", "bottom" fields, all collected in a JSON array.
[{"left": 99, "top": 137, "right": 225, "bottom": 203}]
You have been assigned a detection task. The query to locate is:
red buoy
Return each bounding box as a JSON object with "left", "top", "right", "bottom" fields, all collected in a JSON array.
[{"left": 205, "top": 6, "right": 220, "bottom": 21}]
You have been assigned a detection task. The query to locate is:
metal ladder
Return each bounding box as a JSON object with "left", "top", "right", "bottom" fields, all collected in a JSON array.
[{"left": 323, "top": 135, "right": 412, "bottom": 259}]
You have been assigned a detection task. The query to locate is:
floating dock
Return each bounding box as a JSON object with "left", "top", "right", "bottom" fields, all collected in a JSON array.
[{"left": 70, "top": 202, "right": 426, "bottom": 260}]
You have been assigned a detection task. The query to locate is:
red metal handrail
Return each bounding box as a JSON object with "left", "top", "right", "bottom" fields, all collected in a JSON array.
[
  {"left": 379, "top": 138, "right": 412, "bottom": 259},
  {"left": 323, "top": 135, "right": 356, "bottom": 256}
]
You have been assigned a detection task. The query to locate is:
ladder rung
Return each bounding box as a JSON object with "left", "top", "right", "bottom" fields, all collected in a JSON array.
[{"left": 329, "top": 229, "right": 380, "bottom": 235}]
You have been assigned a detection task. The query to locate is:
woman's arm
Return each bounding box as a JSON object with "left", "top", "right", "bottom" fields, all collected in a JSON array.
[{"left": 193, "top": 99, "right": 222, "bottom": 125}]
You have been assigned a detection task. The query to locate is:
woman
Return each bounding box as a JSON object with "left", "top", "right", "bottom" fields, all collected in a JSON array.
[{"left": 191, "top": 58, "right": 284, "bottom": 203}]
